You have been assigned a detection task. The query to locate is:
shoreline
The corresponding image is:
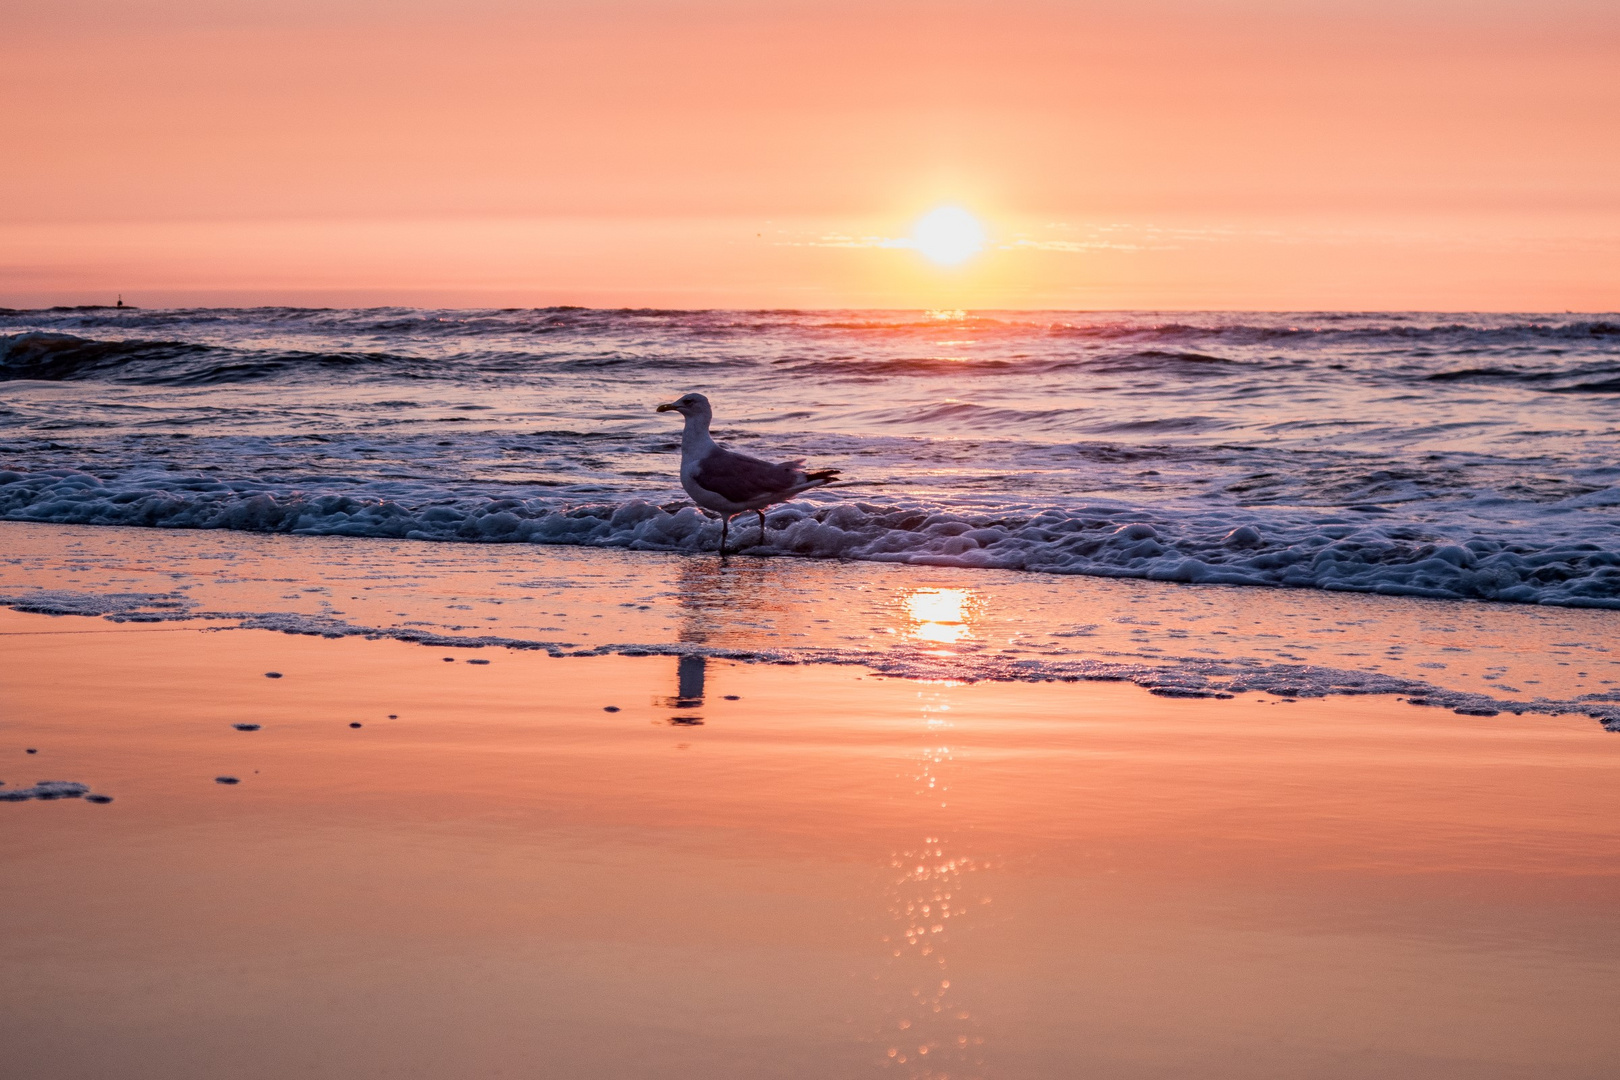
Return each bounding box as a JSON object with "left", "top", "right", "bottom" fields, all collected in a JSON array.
[{"left": 3, "top": 520, "right": 1619, "bottom": 730}]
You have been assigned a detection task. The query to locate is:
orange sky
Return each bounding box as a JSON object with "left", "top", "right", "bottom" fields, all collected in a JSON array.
[{"left": 4, "top": 0, "right": 1617, "bottom": 310}]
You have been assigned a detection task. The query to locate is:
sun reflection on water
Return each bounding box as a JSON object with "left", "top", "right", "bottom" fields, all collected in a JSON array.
[{"left": 901, "top": 588, "right": 979, "bottom": 647}]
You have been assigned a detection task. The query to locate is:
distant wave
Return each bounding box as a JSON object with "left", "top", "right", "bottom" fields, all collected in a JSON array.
[
  {"left": 1549, "top": 379, "right": 1620, "bottom": 394},
  {"left": 1423, "top": 364, "right": 1620, "bottom": 393},
  {"left": 13, "top": 324, "right": 1614, "bottom": 391},
  {"left": 1045, "top": 318, "right": 1620, "bottom": 343},
  {"left": 1, "top": 333, "right": 214, "bottom": 382},
  {"left": 777, "top": 349, "right": 1254, "bottom": 378},
  {"left": 848, "top": 400, "right": 1104, "bottom": 433},
  {"left": 0, "top": 332, "right": 428, "bottom": 386}
]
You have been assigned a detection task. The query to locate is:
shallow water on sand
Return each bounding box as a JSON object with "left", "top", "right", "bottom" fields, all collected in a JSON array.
[
  {"left": 3, "top": 611, "right": 1620, "bottom": 1079},
  {"left": 4, "top": 522, "right": 1619, "bottom": 726}
]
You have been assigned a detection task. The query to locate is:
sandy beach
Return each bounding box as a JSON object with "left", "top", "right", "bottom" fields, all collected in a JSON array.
[{"left": 4, "top": 522, "right": 1620, "bottom": 1078}]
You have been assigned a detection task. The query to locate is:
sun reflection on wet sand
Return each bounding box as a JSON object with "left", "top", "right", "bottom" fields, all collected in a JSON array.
[{"left": 873, "top": 688, "right": 989, "bottom": 1078}]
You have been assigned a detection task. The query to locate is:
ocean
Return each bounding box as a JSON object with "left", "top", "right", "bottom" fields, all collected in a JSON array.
[{"left": 3, "top": 306, "right": 1618, "bottom": 608}]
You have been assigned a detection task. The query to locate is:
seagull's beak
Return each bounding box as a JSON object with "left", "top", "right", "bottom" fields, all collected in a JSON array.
[{"left": 656, "top": 401, "right": 678, "bottom": 413}]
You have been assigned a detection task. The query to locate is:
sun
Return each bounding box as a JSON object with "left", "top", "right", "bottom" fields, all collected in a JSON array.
[{"left": 910, "top": 206, "right": 986, "bottom": 266}]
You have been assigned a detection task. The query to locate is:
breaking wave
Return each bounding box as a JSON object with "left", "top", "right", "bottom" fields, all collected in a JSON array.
[{"left": 3, "top": 467, "right": 1618, "bottom": 609}]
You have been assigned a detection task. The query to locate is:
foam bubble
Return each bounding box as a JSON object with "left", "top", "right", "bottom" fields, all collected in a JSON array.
[{"left": 0, "top": 781, "right": 91, "bottom": 802}]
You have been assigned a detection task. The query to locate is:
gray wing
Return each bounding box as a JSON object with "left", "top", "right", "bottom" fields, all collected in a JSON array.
[{"left": 692, "top": 447, "right": 800, "bottom": 502}]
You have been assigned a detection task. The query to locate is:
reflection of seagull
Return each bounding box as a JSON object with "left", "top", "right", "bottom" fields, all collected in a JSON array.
[
  {"left": 662, "top": 654, "right": 707, "bottom": 724},
  {"left": 656, "top": 392, "right": 841, "bottom": 554}
]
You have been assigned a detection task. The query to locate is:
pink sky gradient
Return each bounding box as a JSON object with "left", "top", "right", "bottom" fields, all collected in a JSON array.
[{"left": 4, "top": 0, "right": 1617, "bottom": 309}]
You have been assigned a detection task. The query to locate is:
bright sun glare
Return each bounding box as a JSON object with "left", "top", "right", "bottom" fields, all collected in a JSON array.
[
  {"left": 910, "top": 207, "right": 986, "bottom": 266},
  {"left": 904, "top": 587, "right": 975, "bottom": 645}
]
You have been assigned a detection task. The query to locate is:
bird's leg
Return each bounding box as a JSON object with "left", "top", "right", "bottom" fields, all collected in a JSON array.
[
  {"left": 756, "top": 509, "right": 766, "bottom": 544},
  {"left": 719, "top": 514, "right": 730, "bottom": 556}
]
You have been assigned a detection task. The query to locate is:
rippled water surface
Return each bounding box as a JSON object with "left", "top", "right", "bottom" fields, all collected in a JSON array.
[{"left": 3, "top": 307, "right": 1618, "bottom": 606}]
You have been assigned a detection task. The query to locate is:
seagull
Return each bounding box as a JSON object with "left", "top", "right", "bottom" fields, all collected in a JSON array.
[{"left": 656, "top": 392, "right": 841, "bottom": 554}]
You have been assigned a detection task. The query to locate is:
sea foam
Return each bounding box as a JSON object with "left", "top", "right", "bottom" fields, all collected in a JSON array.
[{"left": 3, "top": 468, "right": 1617, "bottom": 608}]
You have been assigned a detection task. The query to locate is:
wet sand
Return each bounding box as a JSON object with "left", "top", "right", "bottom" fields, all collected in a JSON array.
[{"left": 3, "top": 605, "right": 1620, "bottom": 1079}]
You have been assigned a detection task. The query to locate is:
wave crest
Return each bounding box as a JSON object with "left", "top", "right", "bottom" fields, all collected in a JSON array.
[{"left": 3, "top": 468, "right": 1616, "bottom": 609}]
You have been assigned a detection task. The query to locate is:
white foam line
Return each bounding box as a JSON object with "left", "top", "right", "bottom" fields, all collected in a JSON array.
[{"left": 4, "top": 588, "right": 1615, "bottom": 733}]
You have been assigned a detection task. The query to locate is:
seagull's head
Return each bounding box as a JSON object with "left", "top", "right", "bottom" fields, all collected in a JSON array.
[{"left": 656, "top": 392, "right": 712, "bottom": 419}]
